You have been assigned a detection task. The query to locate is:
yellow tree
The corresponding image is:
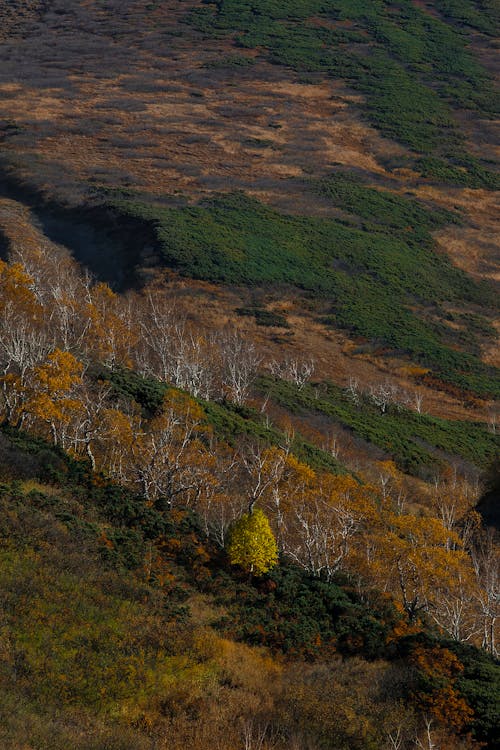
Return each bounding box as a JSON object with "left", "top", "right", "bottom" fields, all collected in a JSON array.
[
  {"left": 0, "top": 260, "right": 38, "bottom": 317},
  {"left": 226, "top": 508, "right": 278, "bottom": 575},
  {"left": 0, "top": 260, "right": 49, "bottom": 423},
  {"left": 368, "top": 511, "right": 473, "bottom": 625},
  {"left": 23, "top": 349, "right": 84, "bottom": 446},
  {"left": 288, "top": 473, "right": 378, "bottom": 581},
  {"left": 86, "top": 282, "right": 138, "bottom": 368}
]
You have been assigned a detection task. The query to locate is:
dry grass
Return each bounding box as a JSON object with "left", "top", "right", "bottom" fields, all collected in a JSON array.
[{"left": 0, "top": 0, "right": 403, "bottom": 208}]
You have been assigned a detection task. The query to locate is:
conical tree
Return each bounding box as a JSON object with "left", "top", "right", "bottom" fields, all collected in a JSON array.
[{"left": 226, "top": 508, "right": 278, "bottom": 576}]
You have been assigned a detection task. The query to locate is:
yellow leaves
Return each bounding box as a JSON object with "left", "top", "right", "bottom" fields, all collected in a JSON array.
[
  {"left": 22, "top": 349, "right": 84, "bottom": 435},
  {"left": 412, "top": 645, "right": 463, "bottom": 681},
  {"left": 33, "top": 349, "right": 83, "bottom": 393},
  {"left": 320, "top": 472, "right": 367, "bottom": 504},
  {"left": 426, "top": 685, "right": 474, "bottom": 732},
  {"left": 0, "top": 257, "right": 494, "bottom": 659},
  {"left": 318, "top": 473, "right": 379, "bottom": 533},
  {"left": 387, "top": 613, "right": 422, "bottom": 642},
  {"left": 153, "top": 390, "right": 209, "bottom": 434},
  {"left": 90, "top": 390, "right": 213, "bottom": 504},
  {"left": 8, "top": 348, "right": 85, "bottom": 445},
  {"left": 99, "top": 531, "right": 115, "bottom": 550},
  {"left": 102, "top": 407, "right": 137, "bottom": 447},
  {"left": 398, "top": 364, "right": 430, "bottom": 378},
  {"left": 25, "top": 391, "right": 60, "bottom": 422},
  {"left": 387, "top": 512, "right": 460, "bottom": 550},
  {"left": 0, "top": 259, "right": 38, "bottom": 314},
  {"left": 283, "top": 452, "right": 316, "bottom": 486},
  {"left": 227, "top": 509, "right": 279, "bottom": 575},
  {"left": 364, "top": 505, "right": 480, "bottom": 625},
  {"left": 216, "top": 635, "right": 282, "bottom": 692},
  {"left": 267, "top": 451, "right": 315, "bottom": 508},
  {"left": 377, "top": 460, "right": 402, "bottom": 493},
  {"left": 86, "top": 282, "right": 138, "bottom": 367}
]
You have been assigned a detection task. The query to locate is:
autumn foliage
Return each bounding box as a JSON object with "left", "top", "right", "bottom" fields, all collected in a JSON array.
[
  {"left": 0, "top": 246, "right": 497, "bottom": 656},
  {"left": 226, "top": 508, "right": 279, "bottom": 575},
  {"left": 0, "top": 245, "right": 498, "bottom": 749}
]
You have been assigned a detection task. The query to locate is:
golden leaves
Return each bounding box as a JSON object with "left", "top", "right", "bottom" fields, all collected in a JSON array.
[{"left": 226, "top": 509, "right": 279, "bottom": 576}]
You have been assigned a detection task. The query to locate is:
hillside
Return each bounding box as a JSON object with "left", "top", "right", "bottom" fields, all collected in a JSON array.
[
  {"left": 0, "top": 236, "right": 498, "bottom": 749},
  {"left": 0, "top": 0, "right": 498, "bottom": 411},
  {"left": 1, "top": 427, "right": 499, "bottom": 750},
  {"left": 0, "top": 2, "right": 499, "bottom": 748}
]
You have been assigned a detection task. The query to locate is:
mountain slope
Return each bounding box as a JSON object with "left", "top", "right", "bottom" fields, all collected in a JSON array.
[{"left": 1, "top": 427, "right": 498, "bottom": 749}]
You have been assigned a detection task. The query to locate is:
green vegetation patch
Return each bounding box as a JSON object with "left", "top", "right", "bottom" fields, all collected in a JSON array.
[
  {"left": 259, "top": 375, "right": 500, "bottom": 476},
  {"left": 188, "top": 0, "right": 499, "bottom": 188},
  {"left": 203, "top": 52, "right": 256, "bottom": 68},
  {"left": 93, "top": 365, "right": 347, "bottom": 475},
  {"left": 109, "top": 188, "right": 499, "bottom": 398},
  {"left": 236, "top": 305, "right": 290, "bottom": 327},
  {"left": 314, "top": 171, "right": 458, "bottom": 237},
  {"left": 451, "top": 641, "right": 500, "bottom": 745},
  {"left": 433, "top": 0, "right": 499, "bottom": 35},
  {"left": 210, "top": 562, "right": 399, "bottom": 659},
  {"left": 415, "top": 154, "right": 500, "bottom": 190}
]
